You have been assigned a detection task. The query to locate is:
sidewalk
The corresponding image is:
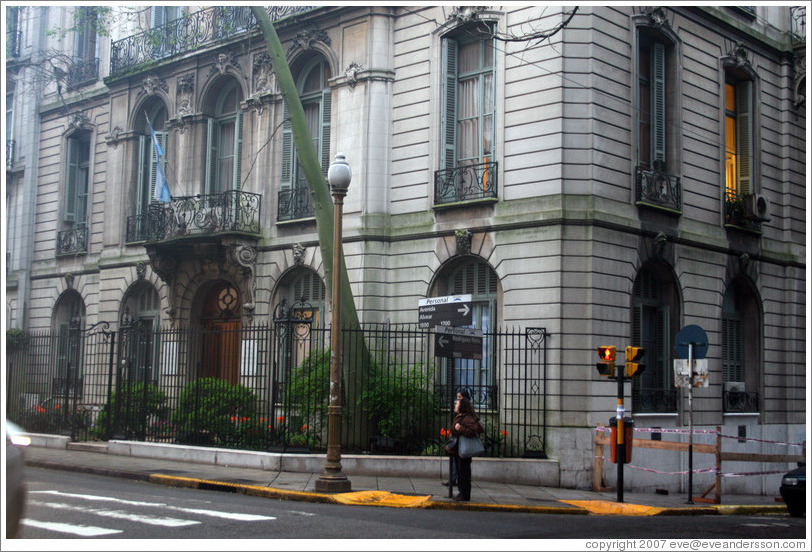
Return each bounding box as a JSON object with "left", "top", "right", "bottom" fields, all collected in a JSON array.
[{"left": 23, "top": 440, "right": 788, "bottom": 516}]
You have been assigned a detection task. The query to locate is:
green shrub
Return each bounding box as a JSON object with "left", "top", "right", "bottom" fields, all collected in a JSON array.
[
  {"left": 94, "top": 382, "right": 168, "bottom": 440},
  {"left": 172, "top": 378, "right": 260, "bottom": 448},
  {"left": 284, "top": 350, "right": 331, "bottom": 433}
]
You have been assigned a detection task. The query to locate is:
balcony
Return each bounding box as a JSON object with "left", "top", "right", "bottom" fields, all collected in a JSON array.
[
  {"left": 126, "top": 190, "right": 261, "bottom": 244},
  {"left": 277, "top": 187, "right": 314, "bottom": 222},
  {"left": 6, "top": 140, "right": 15, "bottom": 169},
  {"left": 724, "top": 191, "right": 764, "bottom": 232},
  {"left": 66, "top": 57, "right": 100, "bottom": 89},
  {"left": 434, "top": 161, "right": 498, "bottom": 206},
  {"left": 635, "top": 166, "right": 682, "bottom": 213},
  {"left": 633, "top": 387, "right": 678, "bottom": 413},
  {"left": 723, "top": 389, "right": 759, "bottom": 413},
  {"left": 56, "top": 226, "right": 88, "bottom": 256},
  {"left": 110, "top": 6, "right": 316, "bottom": 77}
]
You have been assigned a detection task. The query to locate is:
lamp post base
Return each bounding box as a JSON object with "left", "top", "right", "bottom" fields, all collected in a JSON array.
[{"left": 315, "top": 475, "right": 352, "bottom": 493}]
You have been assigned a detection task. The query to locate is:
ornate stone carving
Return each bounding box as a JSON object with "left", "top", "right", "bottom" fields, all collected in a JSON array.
[
  {"left": 739, "top": 253, "right": 750, "bottom": 273},
  {"left": 104, "top": 125, "right": 124, "bottom": 148},
  {"left": 640, "top": 6, "right": 670, "bottom": 29},
  {"left": 793, "top": 52, "right": 806, "bottom": 109},
  {"left": 151, "top": 254, "right": 178, "bottom": 283},
  {"left": 176, "top": 74, "right": 194, "bottom": 117},
  {"left": 345, "top": 62, "right": 363, "bottom": 88},
  {"left": 139, "top": 74, "right": 168, "bottom": 97},
  {"left": 67, "top": 112, "right": 92, "bottom": 133},
  {"left": 726, "top": 42, "right": 751, "bottom": 70},
  {"left": 448, "top": 6, "right": 487, "bottom": 23},
  {"left": 653, "top": 232, "right": 668, "bottom": 257},
  {"left": 292, "top": 243, "right": 306, "bottom": 265},
  {"left": 253, "top": 53, "right": 273, "bottom": 95},
  {"left": 136, "top": 260, "right": 146, "bottom": 280},
  {"left": 209, "top": 51, "right": 243, "bottom": 78},
  {"left": 231, "top": 244, "right": 258, "bottom": 320},
  {"left": 455, "top": 229, "right": 472, "bottom": 255},
  {"left": 64, "top": 272, "right": 75, "bottom": 289},
  {"left": 288, "top": 26, "right": 330, "bottom": 55}
]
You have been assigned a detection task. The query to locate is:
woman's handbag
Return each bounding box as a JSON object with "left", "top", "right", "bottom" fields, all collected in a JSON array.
[
  {"left": 458, "top": 434, "right": 485, "bottom": 458},
  {"left": 443, "top": 437, "right": 458, "bottom": 454}
]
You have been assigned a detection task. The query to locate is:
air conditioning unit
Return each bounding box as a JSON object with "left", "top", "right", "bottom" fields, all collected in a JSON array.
[
  {"left": 724, "top": 381, "right": 745, "bottom": 393},
  {"left": 743, "top": 193, "right": 770, "bottom": 221}
]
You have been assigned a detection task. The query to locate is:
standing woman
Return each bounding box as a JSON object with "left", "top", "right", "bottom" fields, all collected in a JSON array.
[{"left": 452, "top": 395, "right": 483, "bottom": 501}]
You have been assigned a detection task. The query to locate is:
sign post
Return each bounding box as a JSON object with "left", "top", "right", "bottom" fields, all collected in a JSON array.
[{"left": 674, "top": 324, "right": 709, "bottom": 505}]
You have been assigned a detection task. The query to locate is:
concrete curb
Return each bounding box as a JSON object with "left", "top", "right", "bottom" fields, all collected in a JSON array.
[{"left": 28, "top": 458, "right": 785, "bottom": 516}]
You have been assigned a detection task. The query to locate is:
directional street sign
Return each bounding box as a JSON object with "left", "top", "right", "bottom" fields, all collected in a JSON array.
[
  {"left": 418, "top": 294, "right": 472, "bottom": 329},
  {"left": 434, "top": 326, "right": 483, "bottom": 360},
  {"left": 675, "top": 324, "right": 709, "bottom": 360}
]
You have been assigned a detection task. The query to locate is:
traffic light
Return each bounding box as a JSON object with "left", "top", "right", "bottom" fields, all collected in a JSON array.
[
  {"left": 625, "top": 346, "right": 645, "bottom": 377},
  {"left": 596, "top": 346, "right": 616, "bottom": 377}
]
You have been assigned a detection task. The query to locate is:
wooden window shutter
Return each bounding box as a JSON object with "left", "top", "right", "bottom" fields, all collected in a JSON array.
[
  {"left": 137, "top": 135, "right": 148, "bottom": 214},
  {"left": 736, "top": 80, "right": 752, "bottom": 195},
  {"left": 655, "top": 306, "right": 670, "bottom": 390},
  {"left": 320, "top": 89, "right": 332, "bottom": 175},
  {"left": 205, "top": 117, "right": 216, "bottom": 196},
  {"left": 651, "top": 41, "right": 666, "bottom": 164},
  {"left": 280, "top": 103, "right": 293, "bottom": 190},
  {"left": 441, "top": 37, "right": 458, "bottom": 170},
  {"left": 65, "top": 138, "right": 79, "bottom": 222},
  {"left": 232, "top": 111, "right": 243, "bottom": 190}
]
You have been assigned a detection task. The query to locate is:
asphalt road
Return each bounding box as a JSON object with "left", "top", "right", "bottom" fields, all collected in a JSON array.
[{"left": 14, "top": 468, "right": 807, "bottom": 543}]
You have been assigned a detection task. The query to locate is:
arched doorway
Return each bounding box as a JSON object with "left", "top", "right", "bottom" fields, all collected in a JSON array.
[{"left": 200, "top": 281, "right": 242, "bottom": 383}]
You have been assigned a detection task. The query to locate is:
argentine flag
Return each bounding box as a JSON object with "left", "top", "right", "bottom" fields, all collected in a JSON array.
[{"left": 150, "top": 121, "right": 171, "bottom": 203}]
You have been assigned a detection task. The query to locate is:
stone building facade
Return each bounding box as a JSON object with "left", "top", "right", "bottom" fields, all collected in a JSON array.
[{"left": 4, "top": 5, "right": 806, "bottom": 492}]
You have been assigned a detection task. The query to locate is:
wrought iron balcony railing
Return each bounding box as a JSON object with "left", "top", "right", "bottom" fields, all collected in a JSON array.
[
  {"left": 110, "top": 6, "right": 315, "bottom": 77},
  {"left": 6, "top": 140, "right": 15, "bottom": 169},
  {"left": 56, "top": 225, "right": 88, "bottom": 256},
  {"left": 127, "top": 190, "right": 261, "bottom": 244},
  {"left": 723, "top": 389, "right": 759, "bottom": 413},
  {"left": 791, "top": 6, "right": 806, "bottom": 43},
  {"left": 434, "top": 161, "right": 498, "bottom": 206},
  {"left": 635, "top": 165, "right": 682, "bottom": 212},
  {"left": 277, "top": 187, "right": 314, "bottom": 222},
  {"left": 633, "top": 387, "right": 678, "bottom": 413},
  {"left": 66, "top": 57, "right": 100, "bottom": 89},
  {"left": 724, "top": 191, "right": 763, "bottom": 232}
]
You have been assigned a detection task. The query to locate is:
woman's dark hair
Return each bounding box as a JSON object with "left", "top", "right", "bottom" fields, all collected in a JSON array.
[
  {"left": 457, "top": 388, "right": 471, "bottom": 400},
  {"left": 457, "top": 396, "right": 476, "bottom": 416}
]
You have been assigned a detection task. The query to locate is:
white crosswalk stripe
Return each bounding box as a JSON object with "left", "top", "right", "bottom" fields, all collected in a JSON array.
[
  {"left": 23, "top": 489, "right": 277, "bottom": 537},
  {"left": 30, "top": 490, "right": 276, "bottom": 521},
  {"left": 28, "top": 500, "right": 200, "bottom": 527},
  {"left": 20, "top": 519, "right": 123, "bottom": 537}
]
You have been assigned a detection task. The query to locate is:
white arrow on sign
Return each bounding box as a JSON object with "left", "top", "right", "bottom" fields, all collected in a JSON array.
[
  {"left": 457, "top": 304, "right": 470, "bottom": 316},
  {"left": 437, "top": 336, "right": 449, "bottom": 347}
]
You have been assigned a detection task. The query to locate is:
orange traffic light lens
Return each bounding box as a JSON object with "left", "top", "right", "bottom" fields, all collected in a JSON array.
[{"left": 598, "top": 346, "right": 616, "bottom": 361}]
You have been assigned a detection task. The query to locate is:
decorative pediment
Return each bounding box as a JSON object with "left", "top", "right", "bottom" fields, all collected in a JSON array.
[
  {"left": 725, "top": 42, "right": 752, "bottom": 71},
  {"left": 448, "top": 6, "right": 488, "bottom": 23},
  {"left": 67, "top": 111, "right": 93, "bottom": 133},
  {"left": 640, "top": 6, "right": 671, "bottom": 30},
  {"left": 104, "top": 125, "right": 124, "bottom": 148}
]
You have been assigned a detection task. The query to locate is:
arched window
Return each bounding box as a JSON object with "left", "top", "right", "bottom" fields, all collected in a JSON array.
[
  {"left": 631, "top": 263, "right": 680, "bottom": 413},
  {"left": 434, "top": 257, "right": 499, "bottom": 407},
  {"left": 206, "top": 80, "right": 243, "bottom": 195},
  {"left": 279, "top": 56, "right": 331, "bottom": 221},
  {"left": 274, "top": 267, "right": 327, "bottom": 328},
  {"left": 53, "top": 292, "right": 85, "bottom": 384},
  {"left": 121, "top": 284, "right": 161, "bottom": 383}
]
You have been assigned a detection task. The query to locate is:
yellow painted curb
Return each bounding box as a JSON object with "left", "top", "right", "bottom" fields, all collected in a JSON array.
[
  {"left": 332, "top": 490, "right": 432, "bottom": 508},
  {"left": 561, "top": 500, "right": 666, "bottom": 516}
]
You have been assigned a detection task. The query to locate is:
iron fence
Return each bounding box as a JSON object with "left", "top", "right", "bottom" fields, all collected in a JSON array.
[{"left": 6, "top": 321, "right": 549, "bottom": 458}]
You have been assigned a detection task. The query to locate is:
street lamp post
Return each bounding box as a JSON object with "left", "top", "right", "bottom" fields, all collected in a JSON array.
[{"left": 315, "top": 153, "right": 352, "bottom": 493}]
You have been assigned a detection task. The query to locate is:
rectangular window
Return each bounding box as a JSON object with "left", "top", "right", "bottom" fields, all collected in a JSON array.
[
  {"left": 437, "top": 28, "right": 497, "bottom": 205},
  {"left": 724, "top": 78, "right": 753, "bottom": 199},
  {"left": 70, "top": 7, "right": 99, "bottom": 87},
  {"left": 638, "top": 37, "right": 666, "bottom": 170},
  {"left": 65, "top": 135, "right": 90, "bottom": 224}
]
